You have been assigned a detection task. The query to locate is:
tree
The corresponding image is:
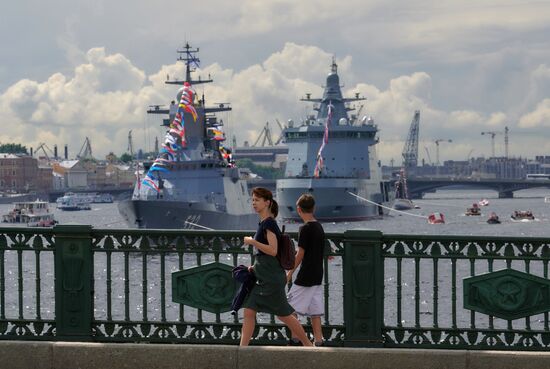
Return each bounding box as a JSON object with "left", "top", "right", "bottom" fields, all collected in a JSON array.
[
  {"left": 119, "top": 153, "right": 133, "bottom": 163},
  {"left": 0, "top": 143, "right": 28, "bottom": 154},
  {"left": 236, "top": 159, "right": 284, "bottom": 179}
]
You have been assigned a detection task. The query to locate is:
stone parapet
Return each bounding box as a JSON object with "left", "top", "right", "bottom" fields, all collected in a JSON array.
[{"left": 1, "top": 342, "right": 550, "bottom": 369}]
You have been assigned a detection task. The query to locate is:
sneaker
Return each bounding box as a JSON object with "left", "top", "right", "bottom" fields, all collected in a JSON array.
[{"left": 314, "top": 341, "right": 324, "bottom": 347}]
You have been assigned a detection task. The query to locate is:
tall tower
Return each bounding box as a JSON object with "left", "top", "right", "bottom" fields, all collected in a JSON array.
[{"left": 401, "top": 111, "right": 420, "bottom": 170}]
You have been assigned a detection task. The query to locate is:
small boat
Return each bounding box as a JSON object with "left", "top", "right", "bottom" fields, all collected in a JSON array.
[
  {"left": 93, "top": 193, "right": 114, "bottom": 203},
  {"left": 393, "top": 198, "right": 414, "bottom": 211},
  {"left": 428, "top": 212, "right": 445, "bottom": 224},
  {"left": 511, "top": 210, "right": 535, "bottom": 221},
  {"left": 56, "top": 193, "right": 92, "bottom": 211},
  {"left": 2, "top": 200, "right": 56, "bottom": 227},
  {"left": 478, "top": 199, "right": 489, "bottom": 206},
  {"left": 486, "top": 212, "right": 501, "bottom": 224},
  {"left": 465, "top": 203, "right": 481, "bottom": 216},
  {"left": 545, "top": 196, "right": 550, "bottom": 203}
]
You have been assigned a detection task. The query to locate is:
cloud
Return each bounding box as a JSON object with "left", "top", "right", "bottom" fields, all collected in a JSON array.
[
  {"left": 519, "top": 99, "right": 550, "bottom": 128},
  {"left": 0, "top": 42, "right": 549, "bottom": 163}
]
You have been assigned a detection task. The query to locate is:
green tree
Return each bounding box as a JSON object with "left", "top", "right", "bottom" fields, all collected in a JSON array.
[
  {"left": 119, "top": 153, "right": 134, "bottom": 163},
  {"left": 0, "top": 143, "right": 28, "bottom": 154},
  {"left": 236, "top": 158, "right": 284, "bottom": 179}
]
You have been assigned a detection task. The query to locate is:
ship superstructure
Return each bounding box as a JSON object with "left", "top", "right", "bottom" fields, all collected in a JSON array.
[
  {"left": 276, "top": 60, "right": 391, "bottom": 221},
  {"left": 118, "top": 44, "right": 257, "bottom": 230}
]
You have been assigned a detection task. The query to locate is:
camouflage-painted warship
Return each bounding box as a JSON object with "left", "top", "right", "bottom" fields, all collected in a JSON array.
[
  {"left": 118, "top": 44, "right": 257, "bottom": 230},
  {"left": 276, "top": 60, "right": 392, "bottom": 221}
]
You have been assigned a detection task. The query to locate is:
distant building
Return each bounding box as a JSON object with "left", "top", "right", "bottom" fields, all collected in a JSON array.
[
  {"left": 0, "top": 153, "right": 52, "bottom": 192},
  {"left": 105, "top": 164, "right": 135, "bottom": 188},
  {"left": 52, "top": 160, "right": 88, "bottom": 189}
]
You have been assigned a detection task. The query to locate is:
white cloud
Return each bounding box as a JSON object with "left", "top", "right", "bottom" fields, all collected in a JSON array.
[
  {"left": 519, "top": 99, "right": 550, "bottom": 128},
  {"left": 0, "top": 39, "right": 549, "bottom": 162}
]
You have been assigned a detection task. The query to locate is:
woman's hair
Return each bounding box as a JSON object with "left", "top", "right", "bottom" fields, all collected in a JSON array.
[{"left": 252, "top": 187, "right": 278, "bottom": 218}]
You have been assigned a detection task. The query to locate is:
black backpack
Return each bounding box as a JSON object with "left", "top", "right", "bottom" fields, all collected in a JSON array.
[{"left": 277, "top": 225, "right": 296, "bottom": 270}]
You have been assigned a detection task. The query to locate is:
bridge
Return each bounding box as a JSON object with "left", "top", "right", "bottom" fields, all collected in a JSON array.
[
  {"left": 248, "top": 177, "right": 550, "bottom": 199},
  {"left": 407, "top": 177, "right": 550, "bottom": 199},
  {"left": 2, "top": 226, "right": 550, "bottom": 368}
]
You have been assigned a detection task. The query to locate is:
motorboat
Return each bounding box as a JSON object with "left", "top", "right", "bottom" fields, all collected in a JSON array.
[
  {"left": 465, "top": 203, "right": 481, "bottom": 216},
  {"left": 93, "top": 193, "right": 114, "bottom": 203},
  {"left": 428, "top": 212, "right": 445, "bottom": 224},
  {"left": 511, "top": 210, "right": 535, "bottom": 221},
  {"left": 2, "top": 200, "right": 56, "bottom": 227},
  {"left": 478, "top": 199, "right": 489, "bottom": 206},
  {"left": 56, "top": 193, "right": 92, "bottom": 211},
  {"left": 486, "top": 212, "right": 501, "bottom": 224}
]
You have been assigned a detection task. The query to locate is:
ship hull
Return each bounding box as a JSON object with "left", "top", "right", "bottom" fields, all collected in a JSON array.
[
  {"left": 118, "top": 199, "right": 258, "bottom": 230},
  {"left": 276, "top": 178, "right": 388, "bottom": 221}
]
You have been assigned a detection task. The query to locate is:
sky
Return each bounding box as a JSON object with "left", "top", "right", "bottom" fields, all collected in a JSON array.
[{"left": 1, "top": 0, "right": 550, "bottom": 165}]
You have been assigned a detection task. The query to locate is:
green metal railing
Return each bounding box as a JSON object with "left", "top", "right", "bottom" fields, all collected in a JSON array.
[{"left": 1, "top": 225, "right": 550, "bottom": 350}]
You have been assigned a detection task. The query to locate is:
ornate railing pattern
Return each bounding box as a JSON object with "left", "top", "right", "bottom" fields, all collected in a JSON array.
[
  {"left": 1, "top": 225, "right": 550, "bottom": 350},
  {"left": 382, "top": 234, "right": 550, "bottom": 350}
]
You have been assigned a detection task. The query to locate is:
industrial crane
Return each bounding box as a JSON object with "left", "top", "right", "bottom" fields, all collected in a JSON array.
[
  {"left": 481, "top": 131, "right": 501, "bottom": 158},
  {"left": 34, "top": 142, "right": 56, "bottom": 161},
  {"left": 274, "top": 119, "right": 286, "bottom": 145},
  {"left": 127, "top": 130, "right": 134, "bottom": 158},
  {"left": 480, "top": 127, "right": 510, "bottom": 158},
  {"left": 77, "top": 137, "right": 93, "bottom": 160},
  {"left": 401, "top": 111, "right": 421, "bottom": 169},
  {"left": 434, "top": 138, "right": 452, "bottom": 166},
  {"left": 252, "top": 122, "right": 274, "bottom": 147}
]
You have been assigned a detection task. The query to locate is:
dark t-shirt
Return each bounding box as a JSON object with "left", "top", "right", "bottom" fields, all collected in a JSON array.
[
  {"left": 294, "top": 221, "right": 325, "bottom": 286},
  {"left": 253, "top": 217, "right": 281, "bottom": 256}
]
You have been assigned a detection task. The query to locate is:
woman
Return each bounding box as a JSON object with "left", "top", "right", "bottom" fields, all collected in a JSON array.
[{"left": 240, "top": 187, "right": 312, "bottom": 346}]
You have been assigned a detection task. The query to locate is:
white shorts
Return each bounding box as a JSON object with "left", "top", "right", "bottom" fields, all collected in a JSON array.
[{"left": 287, "top": 284, "right": 324, "bottom": 317}]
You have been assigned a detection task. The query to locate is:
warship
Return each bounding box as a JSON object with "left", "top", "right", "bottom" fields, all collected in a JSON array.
[
  {"left": 276, "top": 60, "right": 392, "bottom": 221},
  {"left": 118, "top": 44, "right": 257, "bottom": 230}
]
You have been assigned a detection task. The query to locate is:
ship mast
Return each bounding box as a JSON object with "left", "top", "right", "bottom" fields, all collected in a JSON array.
[
  {"left": 147, "top": 43, "right": 232, "bottom": 117},
  {"left": 300, "top": 58, "right": 366, "bottom": 124}
]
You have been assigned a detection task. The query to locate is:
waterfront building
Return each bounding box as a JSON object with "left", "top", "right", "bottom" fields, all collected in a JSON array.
[
  {"left": 0, "top": 153, "right": 52, "bottom": 192},
  {"left": 52, "top": 160, "right": 88, "bottom": 189}
]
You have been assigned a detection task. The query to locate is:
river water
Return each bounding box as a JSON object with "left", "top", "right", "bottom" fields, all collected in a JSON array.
[{"left": 1, "top": 188, "right": 549, "bottom": 334}]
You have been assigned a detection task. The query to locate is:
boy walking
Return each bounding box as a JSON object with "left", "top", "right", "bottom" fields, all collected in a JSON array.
[{"left": 287, "top": 194, "right": 326, "bottom": 346}]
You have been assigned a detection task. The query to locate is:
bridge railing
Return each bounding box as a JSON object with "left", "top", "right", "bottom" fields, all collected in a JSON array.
[{"left": 1, "top": 225, "right": 550, "bottom": 350}]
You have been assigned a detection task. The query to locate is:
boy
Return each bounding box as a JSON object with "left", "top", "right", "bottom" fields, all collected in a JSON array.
[{"left": 287, "top": 194, "right": 326, "bottom": 346}]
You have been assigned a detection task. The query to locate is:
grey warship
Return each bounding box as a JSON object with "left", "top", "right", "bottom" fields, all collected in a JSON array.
[
  {"left": 276, "top": 60, "right": 392, "bottom": 221},
  {"left": 118, "top": 44, "right": 257, "bottom": 230}
]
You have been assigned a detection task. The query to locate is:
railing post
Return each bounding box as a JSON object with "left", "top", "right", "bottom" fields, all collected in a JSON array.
[
  {"left": 343, "top": 229, "right": 384, "bottom": 347},
  {"left": 54, "top": 224, "right": 93, "bottom": 340}
]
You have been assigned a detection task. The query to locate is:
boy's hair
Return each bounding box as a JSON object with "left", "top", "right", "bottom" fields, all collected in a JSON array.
[{"left": 297, "top": 194, "right": 315, "bottom": 213}]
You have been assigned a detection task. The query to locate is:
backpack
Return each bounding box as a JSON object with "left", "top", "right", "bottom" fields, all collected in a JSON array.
[{"left": 277, "top": 225, "right": 296, "bottom": 270}]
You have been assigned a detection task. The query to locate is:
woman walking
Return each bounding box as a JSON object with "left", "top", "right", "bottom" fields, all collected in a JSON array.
[{"left": 240, "top": 187, "right": 312, "bottom": 346}]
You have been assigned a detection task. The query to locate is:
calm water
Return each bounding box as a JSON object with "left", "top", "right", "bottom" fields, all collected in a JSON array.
[
  {"left": 2, "top": 188, "right": 549, "bottom": 236},
  {"left": 1, "top": 188, "right": 550, "bottom": 332}
]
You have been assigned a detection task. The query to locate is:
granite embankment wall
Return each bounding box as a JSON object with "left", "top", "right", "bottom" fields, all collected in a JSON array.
[{"left": 1, "top": 342, "right": 550, "bottom": 369}]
